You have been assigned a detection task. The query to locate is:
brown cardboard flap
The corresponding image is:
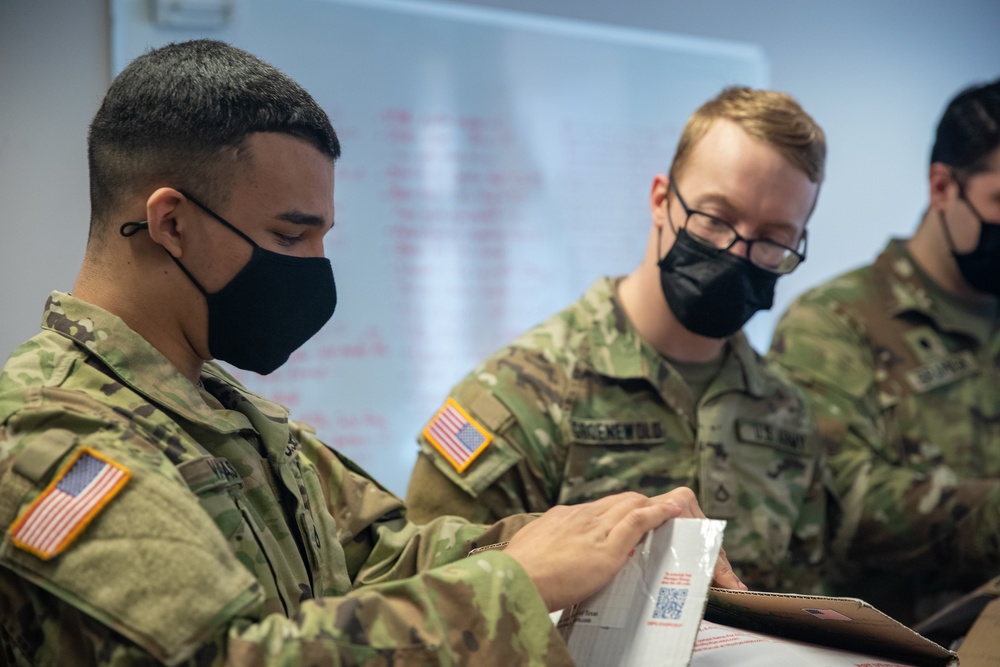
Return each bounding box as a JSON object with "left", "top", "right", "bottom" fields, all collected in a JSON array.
[
  {"left": 913, "top": 574, "right": 1000, "bottom": 639},
  {"left": 957, "top": 597, "right": 1000, "bottom": 667},
  {"left": 706, "top": 588, "right": 956, "bottom": 667}
]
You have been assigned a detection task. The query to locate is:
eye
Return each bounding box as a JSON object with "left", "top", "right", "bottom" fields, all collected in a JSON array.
[{"left": 273, "top": 231, "right": 303, "bottom": 246}]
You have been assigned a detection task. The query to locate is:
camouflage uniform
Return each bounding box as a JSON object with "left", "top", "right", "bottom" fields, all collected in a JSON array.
[
  {"left": 406, "top": 277, "right": 826, "bottom": 594},
  {"left": 0, "top": 292, "right": 572, "bottom": 666},
  {"left": 770, "top": 239, "right": 1000, "bottom": 624}
]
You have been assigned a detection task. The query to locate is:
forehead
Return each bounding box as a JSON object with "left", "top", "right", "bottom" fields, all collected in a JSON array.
[
  {"left": 678, "top": 119, "right": 818, "bottom": 228},
  {"left": 229, "top": 132, "right": 336, "bottom": 216}
]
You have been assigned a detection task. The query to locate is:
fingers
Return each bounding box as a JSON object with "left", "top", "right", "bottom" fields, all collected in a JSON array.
[
  {"left": 637, "top": 488, "right": 748, "bottom": 591},
  {"left": 603, "top": 499, "right": 676, "bottom": 552},
  {"left": 652, "top": 487, "right": 707, "bottom": 519},
  {"left": 712, "top": 546, "right": 748, "bottom": 591},
  {"left": 562, "top": 488, "right": 748, "bottom": 591}
]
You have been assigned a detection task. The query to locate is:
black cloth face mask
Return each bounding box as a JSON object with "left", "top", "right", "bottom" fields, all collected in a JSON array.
[
  {"left": 121, "top": 191, "right": 337, "bottom": 374},
  {"left": 940, "top": 184, "right": 1000, "bottom": 296},
  {"left": 658, "top": 228, "right": 779, "bottom": 339}
]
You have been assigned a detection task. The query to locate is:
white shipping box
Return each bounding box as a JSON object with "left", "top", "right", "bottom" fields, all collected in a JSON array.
[{"left": 558, "top": 518, "right": 725, "bottom": 666}]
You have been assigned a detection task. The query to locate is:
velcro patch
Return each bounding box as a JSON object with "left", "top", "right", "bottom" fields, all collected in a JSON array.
[
  {"left": 570, "top": 419, "right": 665, "bottom": 445},
  {"left": 423, "top": 398, "right": 493, "bottom": 473},
  {"left": 905, "top": 351, "right": 977, "bottom": 393},
  {"left": 9, "top": 448, "right": 131, "bottom": 560},
  {"left": 735, "top": 419, "right": 808, "bottom": 453}
]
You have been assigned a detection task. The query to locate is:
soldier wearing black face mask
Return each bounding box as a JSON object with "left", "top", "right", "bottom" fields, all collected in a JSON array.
[
  {"left": 0, "top": 39, "right": 748, "bottom": 666},
  {"left": 407, "top": 87, "right": 831, "bottom": 596},
  {"left": 770, "top": 78, "right": 1000, "bottom": 629}
]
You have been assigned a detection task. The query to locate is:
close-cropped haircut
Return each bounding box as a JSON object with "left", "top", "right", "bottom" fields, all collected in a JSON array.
[
  {"left": 87, "top": 39, "right": 340, "bottom": 244},
  {"left": 930, "top": 78, "right": 1000, "bottom": 177},
  {"left": 670, "top": 86, "right": 826, "bottom": 184}
]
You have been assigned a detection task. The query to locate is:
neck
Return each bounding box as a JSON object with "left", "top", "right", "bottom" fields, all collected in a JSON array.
[
  {"left": 73, "top": 251, "right": 206, "bottom": 385},
  {"left": 618, "top": 267, "right": 727, "bottom": 363},
  {"left": 907, "top": 208, "right": 995, "bottom": 303}
]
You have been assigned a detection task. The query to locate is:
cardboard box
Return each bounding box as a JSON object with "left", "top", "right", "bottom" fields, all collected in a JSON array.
[
  {"left": 692, "top": 618, "right": 936, "bottom": 667},
  {"left": 557, "top": 519, "right": 957, "bottom": 667},
  {"left": 913, "top": 575, "right": 1000, "bottom": 667},
  {"left": 705, "top": 588, "right": 955, "bottom": 667}
]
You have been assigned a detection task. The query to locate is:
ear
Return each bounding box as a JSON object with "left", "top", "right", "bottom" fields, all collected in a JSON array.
[
  {"left": 650, "top": 173, "right": 670, "bottom": 231},
  {"left": 928, "top": 162, "right": 956, "bottom": 213},
  {"left": 145, "top": 188, "right": 188, "bottom": 259}
]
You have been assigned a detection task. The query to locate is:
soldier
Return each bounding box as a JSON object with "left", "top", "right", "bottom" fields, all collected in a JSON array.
[
  {"left": 407, "top": 87, "right": 828, "bottom": 594},
  {"left": 0, "top": 40, "right": 743, "bottom": 665},
  {"left": 769, "top": 79, "right": 1000, "bottom": 625}
]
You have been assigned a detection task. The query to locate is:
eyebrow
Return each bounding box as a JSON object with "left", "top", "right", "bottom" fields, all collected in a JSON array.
[
  {"left": 693, "top": 193, "right": 799, "bottom": 234},
  {"left": 276, "top": 211, "right": 333, "bottom": 228}
]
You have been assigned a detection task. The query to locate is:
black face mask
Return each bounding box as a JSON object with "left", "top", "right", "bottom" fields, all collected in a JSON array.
[
  {"left": 658, "top": 229, "right": 779, "bottom": 339},
  {"left": 121, "top": 191, "right": 336, "bottom": 374},
  {"left": 941, "top": 187, "right": 1000, "bottom": 296}
]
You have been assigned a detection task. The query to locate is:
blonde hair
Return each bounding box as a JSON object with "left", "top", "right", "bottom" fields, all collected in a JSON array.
[{"left": 671, "top": 86, "right": 826, "bottom": 183}]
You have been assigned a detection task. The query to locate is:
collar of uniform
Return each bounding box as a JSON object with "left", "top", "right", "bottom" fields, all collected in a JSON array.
[
  {"left": 40, "top": 291, "right": 252, "bottom": 434},
  {"left": 874, "top": 238, "right": 994, "bottom": 342},
  {"left": 581, "top": 276, "right": 646, "bottom": 380},
  {"left": 200, "top": 362, "right": 292, "bottom": 450},
  {"left": 874, "top": 239, "right": 936, "bottom": 318},
  {"left": 704, "top": 331, "right": 770, "bottom": 401},
  {"left": 581, "top": 278, "right": 769, "bottom": 398}
]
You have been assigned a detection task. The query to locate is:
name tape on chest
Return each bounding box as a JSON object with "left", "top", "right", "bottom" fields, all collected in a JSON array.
[
  {"left": 570, "top": 419, "right": 665, "bottom": 445},
  {"left": 10, "top": 448, "right": 131, "bottom": 560},
  {"left": 423, "top": 398, "right": 493, "bottom": 474},
  {"left": 905, "top": 350, "right": 977, "bottom": 394},
  {"left": 735, "top": 419, "right": 807, "bottom": 453}
]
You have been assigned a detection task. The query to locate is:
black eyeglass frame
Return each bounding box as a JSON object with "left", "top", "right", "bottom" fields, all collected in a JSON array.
[{"left": 668, "top": 178, "right": 808, "bottom": 275}]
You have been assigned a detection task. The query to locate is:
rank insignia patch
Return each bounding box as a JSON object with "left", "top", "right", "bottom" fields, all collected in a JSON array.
[
  {"left": 10, "top": 448, "right": 131, "bottom": 560},
  {"left": 423, "top": 398, "right": 493, "bottom": 473}
]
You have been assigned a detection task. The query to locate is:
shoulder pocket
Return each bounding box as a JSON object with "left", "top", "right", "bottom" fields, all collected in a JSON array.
[{"left": 0, "top": 435, "right": 260, "bottom": 665}]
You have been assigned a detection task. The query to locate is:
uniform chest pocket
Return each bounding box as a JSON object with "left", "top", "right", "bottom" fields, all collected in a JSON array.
[
  {"left": 561, "top": 419, "right": 691, "bottom": 504},
  {"left": 176, "top": 456, "right": 247, "bottom": 542},
  {"left": 725, "top": 420, "right": 818, "bottom": 579},
  {"left": 730, "top": 419, "right": 816, "bottom": 512}
]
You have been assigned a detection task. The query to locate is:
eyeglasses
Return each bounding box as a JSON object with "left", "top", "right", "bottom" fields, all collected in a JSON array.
[{"left": 669, "top": 179, "right": 807, "bottom": 274}]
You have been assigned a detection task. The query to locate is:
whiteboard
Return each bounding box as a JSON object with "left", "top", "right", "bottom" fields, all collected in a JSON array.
[{"left": 112, "top": 0, "right": 768, "bottom": 494}]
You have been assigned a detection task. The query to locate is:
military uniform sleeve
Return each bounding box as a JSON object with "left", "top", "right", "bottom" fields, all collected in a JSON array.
[
  {"left": 769, "top": 298, "right": 1000, "bottom": 577},
  {"left": 0, "top": 425, "right": 572, "bottom": 666},
  {"left": 406, "top": 347, "right": 572, "bottom": 524}
]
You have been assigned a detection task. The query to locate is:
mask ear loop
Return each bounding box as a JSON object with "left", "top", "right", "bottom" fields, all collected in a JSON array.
[
  {"left": 658, "top": 176, "right": 681, "bottom": 261},
  {"left": 938, "top": 169, "right": 971, "bottom": 255},
  {"left": 120, "top": 221, "right": 148, "bottom": 237},
  {"left": 117, "top": 212, "right": 211, "bottom": 297},
  {"left": 938, "top": 210, "right": 962, "bottom": 255}
]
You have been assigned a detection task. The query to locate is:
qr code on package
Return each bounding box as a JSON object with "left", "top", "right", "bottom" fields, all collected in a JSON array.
[{"left": 652, "top": 586, "right": 688, "bottom": 620}]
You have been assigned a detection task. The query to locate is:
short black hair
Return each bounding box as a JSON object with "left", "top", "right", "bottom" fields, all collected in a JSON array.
[
  {"left": 930, "top": 78, "right": 1000, "bottom": 175},
  {"left": 87, "top": 39, "right": 340, "bottom": 242}
]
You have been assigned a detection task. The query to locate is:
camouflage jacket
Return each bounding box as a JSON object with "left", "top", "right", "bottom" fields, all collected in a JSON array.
[
  {"left": 0, "top": 292, "right": 571, "bottom": 667},
  {"left": 770, "top": 239, "right": 1000, "bottom": 624},
  {"left": 406, "top": 277, "right": 826, "bottom": 594}
]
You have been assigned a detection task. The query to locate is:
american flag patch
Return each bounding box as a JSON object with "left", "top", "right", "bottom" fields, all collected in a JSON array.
[
  {"left": 10, "top": 448, "right": 130, "bottom": 560},
  {"left": 423, "top": 398, "right": 493, "bottom": 473}
]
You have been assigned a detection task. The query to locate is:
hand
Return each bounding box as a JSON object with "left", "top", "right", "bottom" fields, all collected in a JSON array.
[
  {"left": 651, "top": 487, "right": 746, "bottom": 592},
  {"left": 504, "top": 488, "right": 744, "bottom": 612}
]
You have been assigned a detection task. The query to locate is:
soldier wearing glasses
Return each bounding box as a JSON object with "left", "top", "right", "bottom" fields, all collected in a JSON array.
[{"left": 406, "top": 87, "right": 829, "bottom": 594}]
